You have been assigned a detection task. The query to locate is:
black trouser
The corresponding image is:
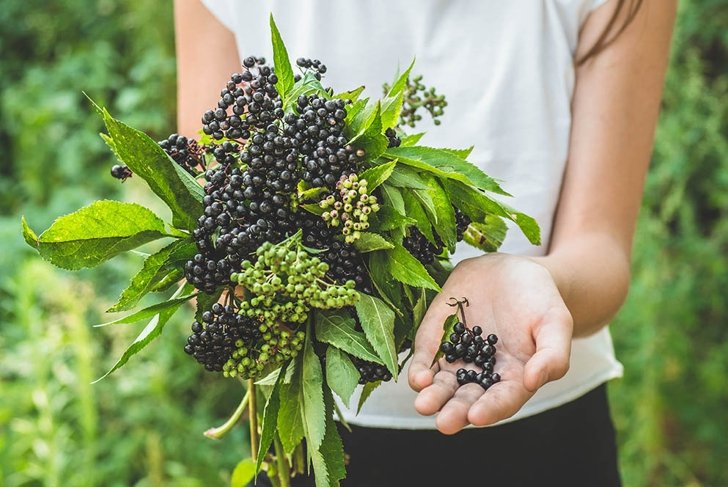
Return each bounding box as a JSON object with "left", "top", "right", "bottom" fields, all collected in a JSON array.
[{"left": 290, "top": 384, "right": 621, "bottom": 487}]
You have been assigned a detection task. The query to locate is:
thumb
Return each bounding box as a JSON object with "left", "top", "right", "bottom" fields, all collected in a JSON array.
[
  {"left": 407, "top": 295, "right": 452, "bottom": 392},
  {"left": 523, "top": 307, "right": 573, "bottom": 392}
]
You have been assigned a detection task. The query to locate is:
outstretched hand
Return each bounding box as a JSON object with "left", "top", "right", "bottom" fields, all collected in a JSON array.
[{"left": 408, "top": 254, "right": 573, "bottom": 434}]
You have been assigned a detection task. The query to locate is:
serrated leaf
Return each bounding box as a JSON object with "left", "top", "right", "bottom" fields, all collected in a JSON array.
[
  {"left": 412, "top": 189, "right": 437, "bottom": 226},
  {"left": 386, "top": 244, "right": 441, "bottom": 292},
  {"left": 277, "top": 355, "right": 304, "bottom": 454},
  {"left": 357, "top": 380, "right": 382, "bottom": 414},
  {"left": 148, "top": 269, "right": 184, "bottom": 293},
  {"left": 402, "top": 191, "right": 435, "bottom": 243},
  {"left": 381, "top": 59, "right": 415, "bottom": 130},
  {"left": 347, "top": 99, "right": 377, "bottom": 141},
  {"left": 387, "top": 165, "right": 429, "bottom": 189},
  {"left": 441, "top": 146, "right": 474, "bottom": 159},
  {"left": 301, "top": 332, "right": 326, "bottom": 451},
  {"left": 379, "top": 183, "right": 405, "bottom": 215},
  {"left": 269, "top": 14, "right": 294, "bottom": 98},
  {"left": 443, "top": 179, "right": 541, "bottom": 245},
  {"left": 310, "top": 388, "right": 346, "bottom": 487},
  {"left": 334, "top": 85, "right": 365, "bottom": 103},
  {"left": 367, "top": 251, "right": 404, "bottom": 314},
  {"left": 463, "top": 216, "right": 508, "bottom": 252},
  {"left": 25, "top": 201, "right": 170, "bottom": 271},
  {"left": 359, "top": 160, "right": 396, "bottom": 191},
  {"left": 344, "top": 98, "right": 368, "bottom": 127},
  {"left": 353, "top": 232, "right": 394, "bottom": 252},
  {"left": 108, "top": 239, "right": 196, "bottom": 312},
  {"left": 354, "top": 102, "right": 388, "bottom": 160},
  {"left": 96, "top": 293, "right": 197, "bottom": 327},
  {"left": 21, "top": 216, "right": 39, "bottom": 247},
  {"left": 385, "top": 146, "right": 510, "bottom": 196},
  {"left": 413, "top": 288, "right": 428, "bottom": 331},
  {"left": 230, "top": 458, "right": 256, "bottom": 487},
  {"left": 425, "top": 176, "right": 456, "bottom": 252},
  {"left": 325, "top": 347, "right": 359, "bottom": 407},
  {"left": 93, "top": 294, "right": 189, "bottom": 382},
  {"left": 256, "top": 361, "right": 288, "bottom": 474},
  {"left": 368, "top": 205, "right": 415, "bottom": 232},
  {"left": 400, "top": 132, "right": 425, "bottom": 147},
  {"left": 431, "top": 314, "right": 459, "bottom": 366},
  {"left": 355, "top": 293, "right": 398, "bottom": 377},
  {"left": 97, "top": 105, "right": 204, "bottom": 229},
  {"left": 301, "top": 203, "right": 325, "bottom": 216},
  {"left": 314, "top": 311, "right": 383, "bottom": 364}
]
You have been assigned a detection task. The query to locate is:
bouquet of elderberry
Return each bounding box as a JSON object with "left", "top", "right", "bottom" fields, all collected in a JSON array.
[{"left": 21, "top": 15, "right": 540, "bottom": 487}]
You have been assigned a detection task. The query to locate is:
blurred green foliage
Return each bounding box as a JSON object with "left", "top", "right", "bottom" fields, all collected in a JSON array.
[{"left": 1, "top": 0, "right": 726, "bottom": 485}]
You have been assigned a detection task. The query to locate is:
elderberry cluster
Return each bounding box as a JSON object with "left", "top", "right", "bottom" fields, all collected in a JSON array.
[
  {"left": 385, "top": 127, "right": 401, "bottom": 148},
  {"left": 202, "top": 56, "right": 283, "bottom": 140},
  {"left": 320, "top": 174, "right": 380, "bottom": 244},
  {"left": 384, "top": 74, "right": 447, "bottom": 128},
  {"left": 440, "top": 323, "right": 501, "bottom": 390},
  {"left": 286, "top": 94, "right": 362, "bottom": 188},
  {"left": 295, "top": 57, "right": 327, "bottom": 80},
  {"left": 184, "top": 302, "right": 261, "bottom": 372},
  {"left": 158, "top": 133, "right": 205, "bottom": 175},
  {"left": 352, "top": 357, "right": 393, "bottom": 384},
  {"left": 404, "top": 206, "right": 472, "bottom": 265}
]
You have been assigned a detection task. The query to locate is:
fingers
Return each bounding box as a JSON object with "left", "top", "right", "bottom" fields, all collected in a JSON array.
[
  {"left": 523, "top": 307, "right": 572, "bottom": 392},
  {"left": 435, "top": 384, "right": 486, "bottom": 435},
  {"left": 407, "top": 295, "right": 452, "bottom": 392},
  {"left": 467, "top": 380, "right": 533, "bottom": 426},
  {"left": 413, "top": 369, "right": 459, "bottom": 416}
]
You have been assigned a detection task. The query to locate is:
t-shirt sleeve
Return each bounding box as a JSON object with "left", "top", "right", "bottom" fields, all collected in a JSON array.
[{"left": 201, "top": 0, "right": 236, "bottom": 33}]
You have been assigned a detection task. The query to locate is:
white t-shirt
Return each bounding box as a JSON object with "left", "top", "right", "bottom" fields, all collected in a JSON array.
[{"left": 203, "top": 0, "right": 623, "bottom": 428}]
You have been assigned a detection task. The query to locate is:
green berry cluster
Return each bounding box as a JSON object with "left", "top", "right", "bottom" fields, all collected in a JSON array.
[
  {"left": 222, "top": 322, "right": 305, "bottom": 379},
  {"left": 320, "top": 174, "right": 380, "bottom": 244},
  {"left": 384, "top": 74, "right": 447, "bottom": 128}
]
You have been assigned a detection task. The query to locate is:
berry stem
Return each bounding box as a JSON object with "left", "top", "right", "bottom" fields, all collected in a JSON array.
[
  {"left": 248, "top": 379, "right": 259, "bottom": 463},
  {"left": 203, "top": 389, "right": 250, "bottom": 440},
  {"left": 273, "top": 435, "right": 291, "bottom": 487}
]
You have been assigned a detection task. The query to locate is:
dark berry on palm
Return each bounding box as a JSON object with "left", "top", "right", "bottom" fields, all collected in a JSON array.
[{"left": 487, "top": 334, "right": 498, "bottom": 345}]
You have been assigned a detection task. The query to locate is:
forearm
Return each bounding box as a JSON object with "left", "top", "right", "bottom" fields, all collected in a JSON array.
[{"left": 533, "top": 233, "right": 631, "bottom": 338}]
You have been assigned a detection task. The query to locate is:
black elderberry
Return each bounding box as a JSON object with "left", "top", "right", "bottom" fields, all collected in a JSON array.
[
  {"left": 110, "top": 164, "right": 132, "bottom": 181},
  {"left": 352, "top": 356, "right": 392, "bottom": 384},
  {"left": 158, "top": 133, "right": 205, "bottom": 175}
]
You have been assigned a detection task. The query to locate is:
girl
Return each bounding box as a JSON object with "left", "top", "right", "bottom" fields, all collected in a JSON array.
[{"left": 175, "top": 1, "right": 676, "bottom": 484}]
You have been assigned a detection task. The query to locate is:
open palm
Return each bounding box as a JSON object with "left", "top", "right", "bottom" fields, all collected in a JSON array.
[{"left": 408, "top": 254, "right": 573, "bottom": 434}]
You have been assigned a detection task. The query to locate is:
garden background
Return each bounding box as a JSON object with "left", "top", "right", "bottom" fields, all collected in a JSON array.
[{"left": 1, "top": 1, "right": 726, "bottom": 485}]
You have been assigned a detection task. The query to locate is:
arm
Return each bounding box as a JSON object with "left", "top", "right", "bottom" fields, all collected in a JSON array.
[
  {"left": 408, "top": 0, "right": 677, "bottom": 434},
  {"left": 174, "top": 0, "right": 241, "bottom": 137}
]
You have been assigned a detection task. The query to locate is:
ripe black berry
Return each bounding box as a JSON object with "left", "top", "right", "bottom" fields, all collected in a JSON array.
[{"left": 110, "top": 164, "right": 132, "bottom": 181}]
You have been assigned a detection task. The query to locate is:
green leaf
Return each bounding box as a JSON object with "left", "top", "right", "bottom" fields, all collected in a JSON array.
[
  {"left": 353, "top": 232, "right": 394, "bottom": 252},
  {"left": 387, "top": 165, "right": 429, "bottom": 189},
  {"left": 380, "top": 183, "right": 405, "bottom": 215},
  {"left": 381, "top": 59, "right": 415, "bottom": 130},
  {"left": 463, "top": 216, "right": 508, "bottom": 252},
  {"left": 93, "top": 294, "right": 190, "bottom": 382},
  {"left": 359, "top": 160, "right": 396, "bottom": 191},
  {"left": 25, "top": 200, "right": 169, "bottom": 271},
  {"left": 194, "top": 288, "right": 224, "bottom": 322},
  {"left": 269, "top": 14, "right": 295, "bottom": 98},
  {"left": 442, "top": 146, "right": 474, "bottom": 159},
  {"left": 355, "top": 294, "right": 398, "bottom": 376},
  {"left": 402, "top": 191, "right": 435, "bottom": 243},
  {"left": 412, "top": 189, "right": 437, "bottom": 225},
  {"left": 284, "top": 71, "right": 326, "bottom": 110},
  {"left": 325, "top": 347, "right": 359, "bottom": 407},
  {"left": 96, "top": 293, "right": 197, "bottom": 327},
  {"left": 310, "top": 388, "right": 346, "bottom": 487},
  {"left": 230, "top": 458, "right": 256, "bottom": 487},
  {"left": 443, "top": 179, "right": 541, "bottom": 245},
  {"left": 301, "top": 331, "right": 326, "bottom": 451},
  {"left": 301, "top": 203, "right": 325, "bottom": 216},
  {"left": 256, "top": 361, "right": 288, "bottom": 474},
  {"left": 425, "top": 176, "right": 457, "bottom": 252},
  {"left": 368, "top": 205, "right": 415, "bottom": 232},
  {"left": 108, "top": 239, "right": 196, "bottom": 312},
  {"left": 354, "top": 102, "right": 388, "bottom": 160},
  {"left": 277, "top": 356, "right": 305, "bottom": 454},
  {"left": 347, "top": 99, "right": 377, "bottom": 141},
  {"left": 400, "top": 132, "right": 425, "bottom": 147},
  {"left": 21, "top": 216, "right": 38, "bottom": 247},
  {"left": 357, "top": 380, "right": 382, "bottom": 414},
  {"left": 385, "top": 146, "right": 510, "bottom": 196},
  {"left": 98, "top": 105, "right": 204, "bottom": 229},
  {"left": 431, "top": 314, "right": 459, "bottom": 366},
  {"left": 386, "top": 244, "right": 441, "bottom": 292},
  {"left": 413, "top": 288, "right": 428, "bottom": 332},
  {"left": 334, "top": 85, "right": 365, "bottom": 103},
  {"left": 314, "top": 311, "right": 383, "bottom": 364},
  {"left": 367, "top": 251, "right": 404, "bottom": 314}
]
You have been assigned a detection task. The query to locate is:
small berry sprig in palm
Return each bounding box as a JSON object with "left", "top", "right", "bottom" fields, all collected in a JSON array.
[{"left": 21, "top": 15, "right": 540, "bottom": 487}]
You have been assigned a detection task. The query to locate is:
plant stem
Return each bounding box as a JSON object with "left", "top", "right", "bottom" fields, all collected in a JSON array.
[
  {"left": 248, "top": 379, "right": 259, "bottom": 463},
  {"left": 274, "top": 435, "right": 291, "bottom": 487},
  {"left": 203, "top": 390, "right": 250, "bottom": 440}
]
